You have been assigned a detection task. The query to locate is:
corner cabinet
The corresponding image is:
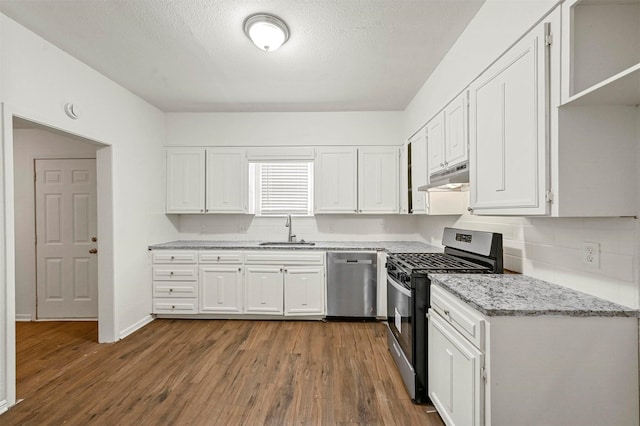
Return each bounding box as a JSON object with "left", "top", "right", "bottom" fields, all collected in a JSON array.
[
  {"left": 468, "top": 16, "right": 551, "bottom": 216},
  {"left": 166, "top": 149, "right": 205, "bottom": 213},
  {"left": 166, "top": 147, "right": 248, "bottom": 214}
]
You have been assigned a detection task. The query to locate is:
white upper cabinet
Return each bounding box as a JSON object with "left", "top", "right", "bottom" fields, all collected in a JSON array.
[
  {"left": 409, "top": 129, "right": 428, "bottom": 214},
  {"left": 166, "top": 148, "right": 248, "bottom": 214},
  {"left": 561, "top": 0, "right": 640, "bottom": 106},
  {"left": 358, "top": 147, "right": 400, "bottom": 214},
  {"left": 444, "top": 92, "right": 469, "bottom": 169},
  {"left": 166, "top": 148, "right": 205, "bottom": 213},
  {"left": 427, "top": 92, "right": 469, "bottom": 178},
  {"left": 469, "top": 16, "right": 550, "bottom": 216},
  {"left": 314, "top": 147, "right": 358, "bottom": 214},
  {"left": 399, "top": 143, "right": 409, "bottom": 214},
  {"left": 206, "top": 149, "right": 247, "bottom": 213},
  {"left": 427, "top": 113, "right": 445, "bottom": 176}
]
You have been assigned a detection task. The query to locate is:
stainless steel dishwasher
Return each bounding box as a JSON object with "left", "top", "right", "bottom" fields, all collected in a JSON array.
[{"left": 326, "top": 252, "right": 377, "bottom": 319}]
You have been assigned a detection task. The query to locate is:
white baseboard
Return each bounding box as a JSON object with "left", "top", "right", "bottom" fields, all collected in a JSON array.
[
  {"left": 15, "top": 314, "right": 33, "bottom": 322},
  {"left": 119, "top": 315, "right": 154, "bottom": 340},
  {"left": 0, "top": 399, "right": 9, "bottom": 415}
]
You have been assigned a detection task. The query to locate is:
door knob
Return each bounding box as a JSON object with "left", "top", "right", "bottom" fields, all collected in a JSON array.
[
  {"left": 91, "top": 237, "right": 97, "bottom": 242},
  {"left": 89, "top": 248, "right": 98, "bottom": 254}
]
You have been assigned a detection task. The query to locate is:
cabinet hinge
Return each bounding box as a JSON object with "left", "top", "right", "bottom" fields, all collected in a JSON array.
[
  {"left": 545, "top": 190, "right": 554, "bottom": 202},
  {"left": 545, "top": 32, "right": 553, "bottom": 46},
  {"left": 481, "top": 367, "right": 487, "bottom": 381}
]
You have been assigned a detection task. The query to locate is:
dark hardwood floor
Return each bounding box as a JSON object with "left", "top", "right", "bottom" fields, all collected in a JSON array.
[{"left": 3, "top": 320, "right": 444, "bottom": 425}]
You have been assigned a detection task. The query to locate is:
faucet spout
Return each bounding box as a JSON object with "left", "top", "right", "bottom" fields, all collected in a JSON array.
[{"left": 285, "top": 214, "right": 295, "bottom": 242}]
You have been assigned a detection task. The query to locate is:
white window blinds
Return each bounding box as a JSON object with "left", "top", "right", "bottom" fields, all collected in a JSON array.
[{"left": 255, "top": 162, "right": 314, "bottom": 216}]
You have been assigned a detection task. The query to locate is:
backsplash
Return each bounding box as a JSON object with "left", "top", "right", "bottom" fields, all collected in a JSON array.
[
  {"left": 419, "top": 214, "right": 639, "bottom": 309},
  {"left": 178, "top": 214, "right": 422, "bottom": 242}
]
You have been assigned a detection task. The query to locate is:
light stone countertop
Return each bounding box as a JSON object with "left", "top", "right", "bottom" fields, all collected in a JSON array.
[
  {"left": 148, "top": 240, "right": 441, "bottom": 253},
  {"left": 431, "top": 274, "right": 639, "bottom": 317}
]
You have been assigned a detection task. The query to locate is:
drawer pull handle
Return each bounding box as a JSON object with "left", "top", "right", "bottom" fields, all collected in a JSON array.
[{"left": 169, "top": 288, "right": 173, "bottom": 293}]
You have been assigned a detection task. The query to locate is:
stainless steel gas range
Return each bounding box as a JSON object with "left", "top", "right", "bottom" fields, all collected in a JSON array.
[{"left": 386, "top": 227, "right": 503, "bottom": 403}]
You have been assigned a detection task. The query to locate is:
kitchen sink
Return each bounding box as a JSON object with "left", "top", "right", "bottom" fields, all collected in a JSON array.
[{"left": 258, "top": 241, "right": 316, "bottom": 246}]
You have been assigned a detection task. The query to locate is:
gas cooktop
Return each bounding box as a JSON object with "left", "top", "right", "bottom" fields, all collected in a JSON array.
[{"left": 386, "top": 252, "right": 490, "bottom": 275}]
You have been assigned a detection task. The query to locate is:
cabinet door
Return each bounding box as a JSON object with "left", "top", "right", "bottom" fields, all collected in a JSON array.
[
  {"left": 315, "top": 147, "right": 358, "bottom": 214},
  {"left": 166, "top": 148, "right": 205, "bottom": 213},
  {"left": 399, "top": 143, "right": 409, "bottom": 214},
  {"left": 469, "top": 20, "right": 549, "bottom": 215},
  {"left": 358, "top": 147, "right": 399, "bottom": 214},
  {"left": 199, "top": 266, "right": 243, "bottom": 313},
  {"left": 410, "top": 129, "right": 428, "bottom": 214},
  {"left": 205, "top": 149, "right": 247, "bottom": 213},
  {"left": 445, "top": 92, "right": 469, "bottom": 168},
  {"left": 428, "top": 310, "right": 484, "bottom": 426},
  {"left": 245, "top": 266, "right": 284, "bottom": 315},
  {"left": 284, "top": 266, "right": 325, "bottom": 316},
  {"left": 427, "top": 112, "right": 446, "bottom": 176}
]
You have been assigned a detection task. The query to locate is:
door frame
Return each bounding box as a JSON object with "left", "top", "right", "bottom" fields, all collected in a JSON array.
[{"left": 0, "top": 102, "right": 116, "bottom": 411}]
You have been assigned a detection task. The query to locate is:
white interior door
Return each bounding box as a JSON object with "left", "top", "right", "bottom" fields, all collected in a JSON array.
[{"left": 35, "top": 159, "right": 98, "bottom": 319}]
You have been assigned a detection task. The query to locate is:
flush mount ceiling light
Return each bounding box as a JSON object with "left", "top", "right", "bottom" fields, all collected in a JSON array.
[{"left": 243, "top": 13, "right": 289, "bottom": 52}]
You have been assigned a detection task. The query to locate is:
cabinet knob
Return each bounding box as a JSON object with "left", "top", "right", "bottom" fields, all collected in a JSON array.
[
  {"left": 171, "top": 305, "right": 176, "bottom": 309},
  {"left": 200, "top": 209, "right": 204, "bottom": 213},
  {"left": 169, "top": 288, "right": 173, "bottom": 293},
  {"left": 280, "top": 268, "right": 283, "bottom": 272},
  {"left": 238, "top": 268, "right": 241, "bottom": 272},
  {"left": 170, "top": 256, "right": 175, "bottom": 260},
  {"left": 170, "top": 271, "right": 174, "bottom": 275},
  {"left": 440, "top": 162, "right": 445, "bottom": 167},
  {"left": 89, "top": 248, "right": 98, "bottom": 254},
  {"left": 359, "top": 209, "right": 362, "bottom": 213},
  {"left": 444, "top": 310, "right": 450, "bottom": 316},
  {"left": 217, "top": 256, "right": 221, "bottom": 261},
  {"left": 467, "top": 207, "right": 473, "bottom": 212}
]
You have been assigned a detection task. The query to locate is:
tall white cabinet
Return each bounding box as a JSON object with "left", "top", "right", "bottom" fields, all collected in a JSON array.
[
  {"left": 468, "top": 16, "right": 550, "bottom": 215},
  {"left": 409, "top": 129, "right": 428, "bottom": 214},
  {"left": 166, "top": 147, "right": 248, "bottom": 214}
]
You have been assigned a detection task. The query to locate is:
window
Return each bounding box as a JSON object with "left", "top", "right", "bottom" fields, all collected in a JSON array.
[{"left": 249, "top": 162, "right": 314, "bottom": 216}]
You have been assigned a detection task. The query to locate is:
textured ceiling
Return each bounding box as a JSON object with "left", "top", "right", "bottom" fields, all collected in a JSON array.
[{"left": 0, "top": 0, "right": 484, "bottom": 112}]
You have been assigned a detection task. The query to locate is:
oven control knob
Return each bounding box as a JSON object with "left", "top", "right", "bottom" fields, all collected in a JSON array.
[{"left": 400, "top": 274, "right": 411, "bottom": 284}]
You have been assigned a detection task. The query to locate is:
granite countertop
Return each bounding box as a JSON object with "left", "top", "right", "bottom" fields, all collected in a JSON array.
[
  {"left": 149, "top": 240, "right": 440, "bottom": 253},
  {"left": 431, "top": 274, "right": 639, "bottom": 318}
]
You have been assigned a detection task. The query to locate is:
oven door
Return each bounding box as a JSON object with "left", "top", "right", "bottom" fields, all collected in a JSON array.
[{"left": 387, "top": 273, "right": 413, "bottom": 364}]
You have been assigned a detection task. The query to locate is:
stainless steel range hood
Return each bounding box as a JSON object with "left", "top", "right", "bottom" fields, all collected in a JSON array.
[{"left": 418, "top": 161, "right": 469, "bottom": 191}]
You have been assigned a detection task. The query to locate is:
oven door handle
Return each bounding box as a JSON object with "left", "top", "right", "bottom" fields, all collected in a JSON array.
[{"left": 387, "top": 275, "right": 412, "bottom": 297}]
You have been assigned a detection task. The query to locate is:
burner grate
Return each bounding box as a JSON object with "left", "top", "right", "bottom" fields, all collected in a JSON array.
[{"left": 388, "top": 252, "right": 489, "bottom": 273}]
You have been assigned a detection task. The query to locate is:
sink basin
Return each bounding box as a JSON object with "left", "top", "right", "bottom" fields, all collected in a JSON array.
[{"left": 258, "top": 241, "right": 316, "bottom": 246}]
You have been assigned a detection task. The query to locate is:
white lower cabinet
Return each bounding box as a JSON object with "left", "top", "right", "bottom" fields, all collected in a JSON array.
[
  {"left": 244, "top": 266, "right": 284, "bottom": 314},
  {"left": 284, "top": 266, "right": 325, "bottom": 316},
  {"left": 152, "top": 249, "right": 325, "bottom": 318},
  {"left": 429, "top": 310, "right": 483, "bottom": 426},
  {"left": 429, "top": 284, "right": 639, "bottom": 426},
  {"left": 199, "top": 265, "right": 243, "bottom": 313}
]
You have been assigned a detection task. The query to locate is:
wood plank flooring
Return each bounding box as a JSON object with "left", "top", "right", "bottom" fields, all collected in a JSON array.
[{"left": 3, "top": 320, "right": 444, "bottom": 425}]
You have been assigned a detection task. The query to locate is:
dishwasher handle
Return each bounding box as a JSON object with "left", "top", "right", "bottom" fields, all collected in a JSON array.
[{"left": 331, "top": 259, "right": 374, "bottom": 265}]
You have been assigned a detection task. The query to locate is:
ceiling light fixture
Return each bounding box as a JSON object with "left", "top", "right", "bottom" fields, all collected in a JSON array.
[{"left": 243, "top": 13, "right": 289, "bottom": 52}]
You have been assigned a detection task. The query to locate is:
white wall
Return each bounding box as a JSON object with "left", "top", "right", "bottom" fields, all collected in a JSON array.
[
  {"left": 13, "top": 128, "right": 100, "bottom": 320},
  {"left": 0, "top": 9, "right": 181, "bottom": 386},
  {"left": 179, "top": 214, "right": 421, "bottom": 242},
  {"left": 166, "top": 112, "right": 404, "bottom": 147},
  {"left": 408, "top": 0, "right": 640, "bottom": 309}
]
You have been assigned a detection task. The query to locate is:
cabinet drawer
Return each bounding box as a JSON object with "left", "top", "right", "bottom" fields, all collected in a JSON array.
[
  {"left": 152, "top": 251, "right": 197, "bottom": 264},
  {"left": 152, "top": 265, "right": 198, "bottom": 281},
  {"left": 431, "top": 284, "right": 485, "bottom": 350},
  {"left": 153, "top": 298, "right": 198, "bottom": 314},
  {"left": 153, "top": 281, "right": 198, "bottom": 298},
  {"left": 245, "top": 251, "right": 324, "bottom": 265},
  {"left": 199, "top": 251, "right": 244, "bottom": 264}
]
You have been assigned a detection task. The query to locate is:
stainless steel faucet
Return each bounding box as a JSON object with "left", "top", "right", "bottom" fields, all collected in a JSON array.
[{"left": 285, "top": 214, "right": 296, "bottom": 242}]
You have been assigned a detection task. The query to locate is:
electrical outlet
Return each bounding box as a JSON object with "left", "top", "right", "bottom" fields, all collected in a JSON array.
[
  {"left": 583, "top": 241, "right": 600, "bottom": 268},
  {"left": 200, "top": 224, "right": 207, "bottom": 234}
]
